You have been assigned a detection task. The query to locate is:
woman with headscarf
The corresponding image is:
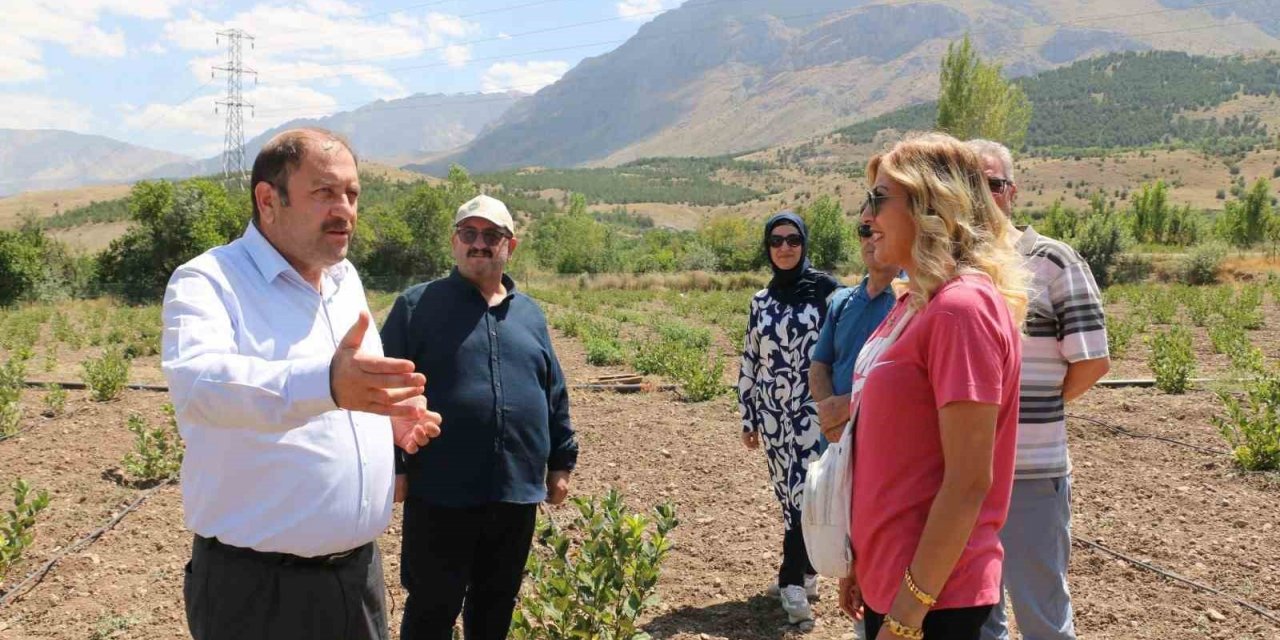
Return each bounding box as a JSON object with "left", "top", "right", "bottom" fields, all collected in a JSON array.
[{"left": 738, "top": 211, "right": 840, "bottom": 627}]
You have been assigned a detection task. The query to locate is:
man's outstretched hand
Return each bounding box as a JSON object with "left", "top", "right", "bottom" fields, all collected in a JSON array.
[
  {"left": 391, "top": 395, "right": 442, "bottom": 454},
  {"left": 331, "top": 311, "right": 426, "bottom": 418}
]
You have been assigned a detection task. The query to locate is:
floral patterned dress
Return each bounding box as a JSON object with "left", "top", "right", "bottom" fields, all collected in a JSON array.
[{"left": 738, "top": 288, "right": 827, "bottom": 530}]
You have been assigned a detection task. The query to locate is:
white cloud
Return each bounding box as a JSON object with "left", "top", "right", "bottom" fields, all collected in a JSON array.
[
  {"left": 443, "top": 45, "right": 472, "bottom": 68},
  {"left": 616, "top": 0, "right": 670, "bottom": 21},
  {"left": 0, "top": 94, "right": 94, "bottom": 131},
  {"left": 123, "top": 85, "right": 340, "bottom": 140},
  {"left": 482, "top": 61, "right": 570, "bottom": 93},
  {"left": 162, "top": 5, "right": 478, "bottom": 92},
  {"left": 0, "top": 0, "right": 183, "bottom": 83}
]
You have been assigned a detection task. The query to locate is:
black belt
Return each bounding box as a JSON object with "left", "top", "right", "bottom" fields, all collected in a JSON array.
[{"left": 199, "top": 535, "right": 366, "bottom": 567}]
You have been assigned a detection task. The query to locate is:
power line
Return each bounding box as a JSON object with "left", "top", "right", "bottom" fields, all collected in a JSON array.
[
  {"left": 262, "top": 0, "right": 1261, "bottom": 91},
  {"left": 0, "top": 0, "right": 1265, "bottom": 190},
  {"left": 256, "top": 0, "right": 582, "bottom": 44},
  {"left": 251, "top": 10, "right": 1269, "bottom": 121},
  {"left": 214, "top": 29, "right": 258, "bottom": 185}
]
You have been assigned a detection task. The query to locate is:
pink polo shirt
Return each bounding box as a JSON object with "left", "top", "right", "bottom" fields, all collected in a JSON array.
[{"left": 851, "top": 274, "right": 1021, "bottom": 614}]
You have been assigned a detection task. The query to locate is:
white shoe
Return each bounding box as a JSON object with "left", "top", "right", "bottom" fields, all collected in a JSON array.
[
  {"left": 779, "top": 585, "right": 815, "bottom": 624},
  {"left": 767, "top": 574, "right": 819, "bottom": 600}
]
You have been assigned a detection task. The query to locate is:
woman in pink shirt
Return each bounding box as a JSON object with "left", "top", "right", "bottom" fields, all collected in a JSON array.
[{"left": 837, "top": 133, "right": 1029, "bottom": 640}]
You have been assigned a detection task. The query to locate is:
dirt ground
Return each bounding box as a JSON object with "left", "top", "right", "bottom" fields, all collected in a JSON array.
[{"left": 2, "top": 314, "right": 1280, "bottom": 639}]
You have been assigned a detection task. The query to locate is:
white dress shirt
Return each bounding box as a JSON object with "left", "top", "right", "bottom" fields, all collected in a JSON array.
[{"left": 162, "top": 223, "right": 394, "bottom": 557}]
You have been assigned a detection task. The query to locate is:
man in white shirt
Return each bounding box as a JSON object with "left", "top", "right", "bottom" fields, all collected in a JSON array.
[{"left": 162, "top": 128, "right": 441, "bottom": 640}]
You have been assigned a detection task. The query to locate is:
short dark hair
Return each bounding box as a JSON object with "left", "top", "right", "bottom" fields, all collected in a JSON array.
[{"left": 250, "top": 128, "right": 358, "bottom": 222}]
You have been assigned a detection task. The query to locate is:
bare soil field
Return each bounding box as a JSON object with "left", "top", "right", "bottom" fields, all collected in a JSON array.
[{"left": 1, "top": 292, "right": 1278, "bottom": 639}]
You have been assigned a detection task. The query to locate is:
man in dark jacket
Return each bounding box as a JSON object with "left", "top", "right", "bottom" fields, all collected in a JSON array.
[{"left": 381, "top": 194, "right": 578, "bottom": 640}]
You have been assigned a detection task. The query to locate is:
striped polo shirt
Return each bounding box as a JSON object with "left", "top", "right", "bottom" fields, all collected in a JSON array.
[{"left": 1015, "top": 226, "right": 1109, "bottom": 479}]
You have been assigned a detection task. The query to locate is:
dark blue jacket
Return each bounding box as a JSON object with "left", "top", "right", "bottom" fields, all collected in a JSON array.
[{"left": 380, "top": 269, "right": 578, "bottom": 506}]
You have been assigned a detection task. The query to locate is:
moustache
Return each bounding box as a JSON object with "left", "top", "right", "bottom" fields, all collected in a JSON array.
[
  {"left": 323, "top": 222, "right": 352, "bottom": 234},
  {"left": 467, "top": 249, "right": 493, "bottom": 258}
]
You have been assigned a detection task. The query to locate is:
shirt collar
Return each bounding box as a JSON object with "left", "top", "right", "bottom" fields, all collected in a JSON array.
[
  {"left": 1015, "top": 225, "right": 1039, "bottom": 257},
  {"left": 243, "top": 222, "right": 351, "bottom": 286},
  {"left": 856, "top": 275, "right": 894, "bottom": 301},
  {"left": 448, "top": 267, "right": 518, "bottom": 302}
]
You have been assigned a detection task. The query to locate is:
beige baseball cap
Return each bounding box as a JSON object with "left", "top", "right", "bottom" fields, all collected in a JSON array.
[{"left": 455, "top": 194, "right": 515, "bottom": 234}]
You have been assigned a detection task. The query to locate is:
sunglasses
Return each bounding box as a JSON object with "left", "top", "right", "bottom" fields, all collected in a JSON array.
[
  {"left": 456, "top": 226, "right": 511, "bottom": 247},
  {"left": 860, "top": 189, "right": 908, "bottom": 218},
  {"left": 768, "top": 233, "right": 803, "bottom": 248},
  {"left": 988, "top": 178, "right": 1013, "bottom": 194},
  {"left": 857, "top": 223, "right": 872, "bottom": 238}
]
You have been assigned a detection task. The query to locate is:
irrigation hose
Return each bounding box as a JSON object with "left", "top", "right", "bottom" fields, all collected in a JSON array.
[
  {"left": 1066, "top": 412, "right": 1230, "bottom": 456},
  {"left": 1072, "top": 536, "right": 1280, "bottom": 627},
  {"left": 0, "top": 480, "right": 174, "bottom": 610}
]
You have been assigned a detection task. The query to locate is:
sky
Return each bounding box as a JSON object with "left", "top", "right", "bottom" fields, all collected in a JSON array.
[{"left": 1, "top": 0, "right": 684, "bottom": 158}]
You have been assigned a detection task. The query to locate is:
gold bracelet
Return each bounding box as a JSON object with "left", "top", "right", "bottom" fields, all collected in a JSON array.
[
  {"left": 904, "top": 569, "right": 937, "bottom": 608},
  {"left": 884, "top": 614, "right": 925, "bottom": 640}
]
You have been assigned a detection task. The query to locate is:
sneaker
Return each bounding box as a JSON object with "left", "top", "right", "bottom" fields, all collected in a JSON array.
[
  {"left": 767, "top": 574, "right": 819, "bottom": 600},
  {"left": 779, "top": 585, "right": 815, "bottom": 624}
]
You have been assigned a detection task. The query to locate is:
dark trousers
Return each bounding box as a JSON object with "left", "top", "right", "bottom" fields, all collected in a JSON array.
[
  {"left": 866, "top": 605, "right": 994, "bottom": 640},
  {"left": 400, "top": 500, "right": 538, "bottom": 640},
  {"left": 183, "top": 535, "right": 388, "bottom": 640},
  {"left": 778, "top": 523, "right": 816, "bottom": 587}
]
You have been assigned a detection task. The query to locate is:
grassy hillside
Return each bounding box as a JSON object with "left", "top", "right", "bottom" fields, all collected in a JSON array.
[
  {"left": 476, "top": 157, "right": 772, "bottom": 207},
  {"left": 837, "top": 51, "right": 1280, "bottom": 156}
]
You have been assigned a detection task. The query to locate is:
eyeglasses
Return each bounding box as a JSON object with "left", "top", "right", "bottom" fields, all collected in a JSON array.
[
  {"left": 455, "top": 226, "right": 511, "bottom": 247},
  {"left": 767, "top": 234, "right": 803, "bottom": 248},
  {"left": 987, "top": 178, "right": 1013, "bottom": 194},
  {"left": 857, "top": 223, "right": 872, "bottom": 238},
  {"left": 860, "top": 189, "right": 908, "bottom": 218}
]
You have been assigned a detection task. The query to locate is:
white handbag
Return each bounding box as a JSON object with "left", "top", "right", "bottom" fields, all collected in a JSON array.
[
  {"left": 801, "top": 304, "right": 914, "bottom": 578},
  {"left": 801, "top": 416, "right": 855, "bottom": 577}
]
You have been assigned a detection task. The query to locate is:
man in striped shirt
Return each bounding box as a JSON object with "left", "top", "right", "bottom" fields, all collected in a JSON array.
[{"left": 969, "top": 140, "right": 1111, "bottom": 640}]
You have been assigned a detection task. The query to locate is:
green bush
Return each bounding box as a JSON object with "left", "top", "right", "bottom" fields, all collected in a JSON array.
[
  {"left": 0, "top": 358, "right": 25, "bottom": 437},
  {"left": 41, "top": 383, "right": 66, "bottom": 418},
  {"left": 1106, "top": 315, "right": 1141, "bottom": 359},
  {"left": 1215, "top": 373, "right": 1280, "bottom": 471},
  {"left": 1227, "top": 285, "right": 1266, "bottom": 330},
  {"left": 0, "top": 478, "right": 51, "bottom": 586},
  {"left": 1109, "top": 253, "right": 1153, "bottom": 285},
  {"left": 582, "top": 322, "right": 626, "bottom": 367},
  {"left": 1141, "top": 288, "right": 1178, "bottom": 324},
  {"left": 82, "top": 348, "right": 130, "bottom": 402},
  {"left": 122, "top": 406, "right": 183, "bottom": 483},
  {"left": 1148, "top": 327, "right": 1195, "bottom": 394},
  {"left": 654, "top": 321, "right": 711, "bottom": 351},
  {"left": 1209, "top": 321, "right": 1249, "bottom": 358},
  {"left": 671, "top": 351, "right": 727, "bottom": 403},
  {"left": 1181, "top": 287, "right": 1214, "bottom": 326},
  {"left": 1179, "top": 242, "right": 1227, "bottom": 285},
  {"left": 511, "top": 490, "right": 677, "bottom": 640}
]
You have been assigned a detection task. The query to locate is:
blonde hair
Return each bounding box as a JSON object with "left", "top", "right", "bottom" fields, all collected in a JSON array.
[{"left": 867, "top": 132, "right": 1028, "bottom": 325}]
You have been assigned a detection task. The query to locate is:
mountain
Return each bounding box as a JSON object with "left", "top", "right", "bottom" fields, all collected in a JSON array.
[
  {"left": 835, "top": 50, "right": 1280, "bottom": 156},
  {"left": 153, "top": 91, "right": 526, "bottom": 180},
  {"left": 427, "top": 0, "right": 1280, "bottom": 174},
  {"left": 0, "top": 130, "right": 189, "bottom": 197}
]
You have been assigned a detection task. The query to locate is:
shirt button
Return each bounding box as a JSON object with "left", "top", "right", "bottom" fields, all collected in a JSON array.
[{"left": 490, "top": 330, "right": 497, "bottom": 337}]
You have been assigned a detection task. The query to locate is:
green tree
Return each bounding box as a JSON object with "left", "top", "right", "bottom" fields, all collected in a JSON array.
[
  {"left": 97, "top": 179, "right": 248, "bottom": 302},
  {"left": 529, "top": 193, "right": 615, "bottom": 274},
  {"left": 1217, "top": 178, "right": 1273, "bottom": 248},
  {"left": 1129, "top": 180, "right": 1170, "bottom": 244},
  {"left": 697, "top": 216, "right": 761, "bottom": 272},
  {"left": 936, "top": 34, "right": 1033, "bottom": 148},
  {"left": 802, "top": 195, "right": 851, "bottom": 272}
]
